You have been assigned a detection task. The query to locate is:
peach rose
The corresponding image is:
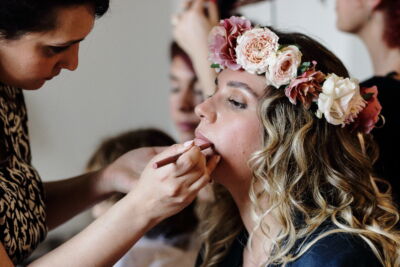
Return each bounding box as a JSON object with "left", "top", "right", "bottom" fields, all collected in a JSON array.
[
  {"left": 266, "top": 45, "right": 302, "bottom": 88},
  {"left": 235, "top": 28, "right": 279, "bottom": 74}
]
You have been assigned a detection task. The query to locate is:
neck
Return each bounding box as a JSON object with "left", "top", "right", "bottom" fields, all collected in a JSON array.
[
  {"left": 357, "top": 11, "right": 400, "bottom": 77},
  {"left": 227, "top": 182, "right": 281, "bottom": 266}
]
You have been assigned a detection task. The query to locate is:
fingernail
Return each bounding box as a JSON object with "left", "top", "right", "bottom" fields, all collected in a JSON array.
[{"left": 184, "top": 140, "right": 194, "bottom": 147}]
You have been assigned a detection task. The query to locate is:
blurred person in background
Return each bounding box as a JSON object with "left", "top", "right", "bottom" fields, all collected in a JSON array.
[{"left": 336, "top": 0, "right": 400, "bottom": 203}]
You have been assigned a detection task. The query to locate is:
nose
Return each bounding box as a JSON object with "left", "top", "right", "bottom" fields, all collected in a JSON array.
[
  {"left": 195, "top": 97, "right": 216, "bottom": 123},
  {"left": 61, "top": 43, "right": 79, "bottom": 71},
  {"left": 178, "top": 87, "right": 195, "bottom": 113}
]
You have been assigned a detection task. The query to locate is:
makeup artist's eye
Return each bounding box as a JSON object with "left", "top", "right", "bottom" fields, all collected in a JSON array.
[
  {"left": 45, "top": 45, "right": 70, "bottom": 56},
  {"left": 228, "top": 98, "right": 247, "bottom": 109}
]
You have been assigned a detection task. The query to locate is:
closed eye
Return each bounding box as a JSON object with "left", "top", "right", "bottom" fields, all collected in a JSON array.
[
  {"left": 47, "top": 45, "right": 70, "bottom": 55},
  {"left": 228, "top": 98, "right": 247, "bottom": 109}
]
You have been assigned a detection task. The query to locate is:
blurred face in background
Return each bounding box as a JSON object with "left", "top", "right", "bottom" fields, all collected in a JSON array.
[
  {"left": 169, "top": 55, "right": 203, "bottom": 142},
  {"left": 335, "top": 0, "right": 371, "bottom": 33}
]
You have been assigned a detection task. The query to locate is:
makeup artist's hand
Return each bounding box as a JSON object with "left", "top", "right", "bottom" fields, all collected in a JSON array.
[
  {"left": 172, "top": 0, "right": 219, "bottom": 96},
  {"left": 128, "top": 142, "right": 220, "bottom": 221},
  {"left": 95, "top": 146, "right": 168, "bottom": 195}
]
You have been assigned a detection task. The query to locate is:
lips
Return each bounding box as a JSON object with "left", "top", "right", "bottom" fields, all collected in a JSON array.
[{"left": 194, "top": 130, "right": 213, "bottom": 146}]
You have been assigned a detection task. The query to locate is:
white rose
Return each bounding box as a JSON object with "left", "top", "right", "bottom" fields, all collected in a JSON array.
[
  {"left": 235, "top": 28, "right": 279, "bottom": 74},
  {"left": 265, "top": 45, "right": 302, "bottom": 88},
  {"left": 317, "top": 74, "right": 366, "bottom": 126}
]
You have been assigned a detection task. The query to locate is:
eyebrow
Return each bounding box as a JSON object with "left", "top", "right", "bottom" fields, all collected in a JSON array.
[
  {"left": 54, "top": 38, "right": 85, "bottom": 46},
  {"left": 227, "top": 81, "right": 259, "bottom": 97}
]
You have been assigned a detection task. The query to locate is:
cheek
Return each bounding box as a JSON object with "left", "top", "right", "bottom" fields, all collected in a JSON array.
[{"left": 214, "top": 119, "right": 262, "bottom": 179}]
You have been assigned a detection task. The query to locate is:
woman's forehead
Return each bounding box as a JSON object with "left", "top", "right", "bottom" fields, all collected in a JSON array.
[{"left": 218, "top": 69, "right": 267, "bottom": 97}]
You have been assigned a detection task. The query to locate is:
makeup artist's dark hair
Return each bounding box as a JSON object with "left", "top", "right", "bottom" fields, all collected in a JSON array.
[
  {"left": 0, "top": 0, "right": 109, "bottom": 40},
  {"left": 377, "top": 0, "right": 400, "bottom": 48}
]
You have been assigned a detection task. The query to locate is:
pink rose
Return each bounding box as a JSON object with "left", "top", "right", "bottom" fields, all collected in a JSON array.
[
  {"left": 235, "top": 28, "right": 279, "bottom": 74},
  {"left": 352, "top": 86, "right": 382, "bottom": 134},
  {"left": 208, "top": 16, "right": 252, "bottom": 70},
  {"left": 285, "top": 63, "right": 325, "bottom": 109},
  {"left": 266, "top": 45, "right": 302, "bottom": 88}
]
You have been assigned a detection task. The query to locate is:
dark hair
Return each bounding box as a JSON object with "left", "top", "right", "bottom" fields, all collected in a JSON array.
[
  {"left": 216, "top": 0, "right": 240, "bottom": 19},
  {"left": 87, "top": 128, "right": 199, "bottom": 249},
  {"left": 0, "top": 0, "right": 109, "bottom": 39},
  {"left": 275, "top": 30, "right": 349, "bottom": 78},
  {"left": 377, "top": 0, "right": 400, "bottom": 48},
  {"left": 170, "top": 41, "right": 195, "bottom": 73}
]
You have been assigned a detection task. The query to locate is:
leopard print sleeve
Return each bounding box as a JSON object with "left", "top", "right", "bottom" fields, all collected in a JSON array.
[{"left": 0, "top": 84, "right": 47, "bottom": 264}]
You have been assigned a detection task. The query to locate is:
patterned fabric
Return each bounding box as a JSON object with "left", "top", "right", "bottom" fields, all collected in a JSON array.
[{"left": 0, "top": 84, "right": 47, "bottom": 264}]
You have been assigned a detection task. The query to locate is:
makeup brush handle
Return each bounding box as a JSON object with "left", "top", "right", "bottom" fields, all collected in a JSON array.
[{"left": 153, "top": 143, "right": 213, "bottom": 169}]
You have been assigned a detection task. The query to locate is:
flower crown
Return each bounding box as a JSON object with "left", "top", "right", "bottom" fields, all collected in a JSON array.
[{"left": 208, "top": 16, "right": 382, "bottom": 133}]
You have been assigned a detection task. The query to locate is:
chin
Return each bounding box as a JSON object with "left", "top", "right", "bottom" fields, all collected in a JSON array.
[{"left": 22, "top": 81, "right": 46, "bottom": 90}]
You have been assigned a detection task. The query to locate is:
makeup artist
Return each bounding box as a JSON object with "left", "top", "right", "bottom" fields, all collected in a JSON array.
[{"left": 0, "top": 0, "right": 220, "bottom": 266}]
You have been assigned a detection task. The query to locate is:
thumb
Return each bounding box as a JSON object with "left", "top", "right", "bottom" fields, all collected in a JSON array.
[
  {"left": 207, "top": 0, "right": 219, "bottom": 26},
  {"left": 191, "top": 0, "right": 206, "bottom": 11}
]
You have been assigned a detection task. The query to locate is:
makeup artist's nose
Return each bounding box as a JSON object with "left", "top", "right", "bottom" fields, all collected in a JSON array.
[
  {"left": 59, "top": 43, "right": 79, "bottom": 71},
  {"left": 195, "top": 97, "right": 216, "bottom": 122}
]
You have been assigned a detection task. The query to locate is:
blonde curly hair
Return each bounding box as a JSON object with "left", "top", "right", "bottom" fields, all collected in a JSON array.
[{"left": 199, "top": 32, "right": 400, "bottom": 267}]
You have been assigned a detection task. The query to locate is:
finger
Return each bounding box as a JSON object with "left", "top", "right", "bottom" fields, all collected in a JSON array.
[
  {"left": 151, "top": 141, "right": 194, "bottom": 163},
  {"left": 152, "top": 146, "right": 169, "bottom": 154},
  {"left": 188, "top": 173, "right": 211, "bottom": 194},
  {"left": 206, "top": 154, "right": 221, "bottom": 174},
  {"left": 207, "top": 0, "right": 219, "bottom": 26},
  {"left": 175, "top": 146, "right": 205, "bottom": 176},
  {"left": 191, "top": 0, "right": 206, "bottom": 11}
]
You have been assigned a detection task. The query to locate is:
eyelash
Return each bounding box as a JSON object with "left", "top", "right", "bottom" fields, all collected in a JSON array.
[
  {"left": 228, "top": 98, "right": 247, "bottom": 109},
  {"left": 47, "top": 46, "right": 70, "bottom": 55}
]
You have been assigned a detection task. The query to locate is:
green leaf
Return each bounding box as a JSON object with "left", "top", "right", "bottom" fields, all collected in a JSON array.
[
  {"left": 211, "top": 63, "right": 221, "bottom": 69},
  {"left": 362, "top": 92, "right": 374, "bottom": 101},
  {"left": 298, "top": 61, "right": 311, "bottom": 75}
]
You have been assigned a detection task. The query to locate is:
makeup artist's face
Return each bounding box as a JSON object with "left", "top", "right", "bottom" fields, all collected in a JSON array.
[
  {"left": 169, "top": 56, "right": 203, "bottom": 142},
  {"left": 335, "top": 0, "right": 370, "bottom": 33},
  {"left": 0, "top": 5, "right": 95, "bottom": 90},
  {"left": 195, "top": 69, "right": 264, "bottom": 190}
]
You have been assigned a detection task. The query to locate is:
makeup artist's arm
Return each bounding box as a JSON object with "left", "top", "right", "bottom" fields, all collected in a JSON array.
[
  {"left": 30, "top": 144, "right": 220, "bottom": 267},
  {"left": 173, "top": 0, "right": 219, "bottom": 96},
  {"left": 44, "top": 146, "right": 165, "bottom": 230}
]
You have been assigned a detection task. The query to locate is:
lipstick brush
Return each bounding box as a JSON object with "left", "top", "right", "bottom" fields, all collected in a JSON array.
[{"left": 153, "top": 143, "right": 213, "bottom": 169}]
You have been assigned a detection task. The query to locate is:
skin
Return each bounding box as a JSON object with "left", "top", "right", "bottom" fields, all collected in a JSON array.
[
  {"left": 0, "top": 5, "right": 94, "bottom": 90},
  {"left": 173, "top": 0, "right": 219, "bottom": 96},
  {"left": 169, "top": 55, "right": 203, "bottom": 142},
  {"left": 195, "top": 69, "right": 281, "bottom": 267},
  {"left": 335, "top": 0, "right": 400, "bottom": 77},
  {"left": 0, "top": 4, "right": 221, "bottom": 266}
]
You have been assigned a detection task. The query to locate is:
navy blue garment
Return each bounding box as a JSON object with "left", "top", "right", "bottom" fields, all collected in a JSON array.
[
  {"left": 195, "top": 223, "right": 382, "bottom": 267},
  {"left": 361, "top": 72, "right": 400, "bottom": 204}
]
